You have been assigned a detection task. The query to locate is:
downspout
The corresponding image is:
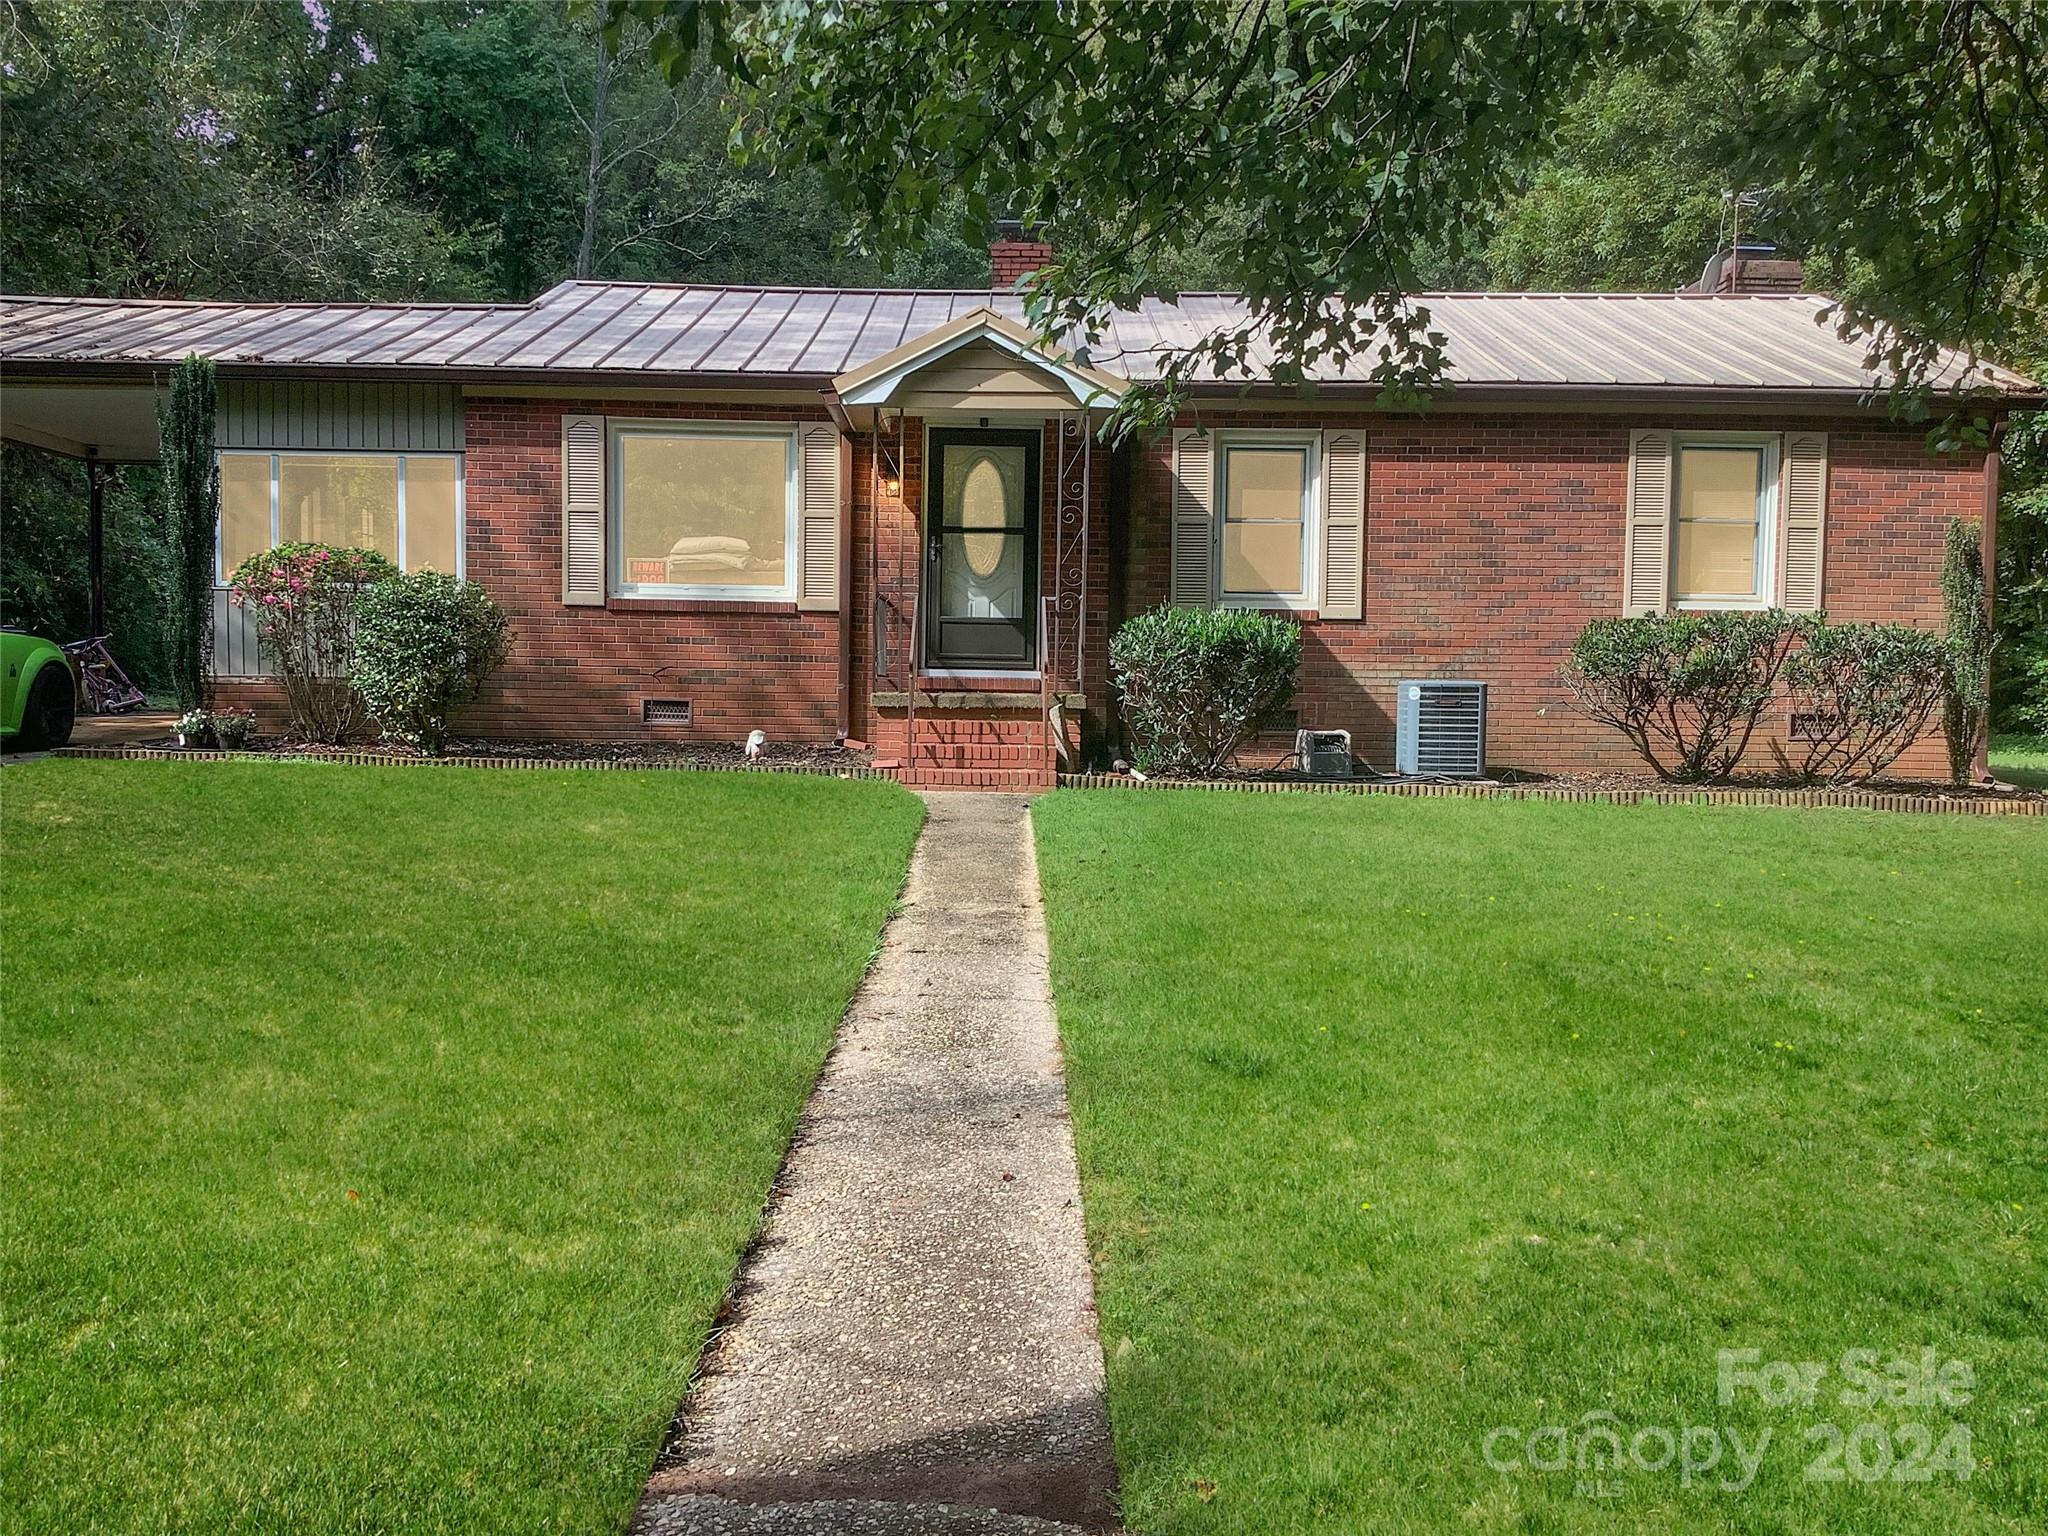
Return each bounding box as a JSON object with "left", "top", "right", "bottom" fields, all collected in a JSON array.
[
  {"left": 836, "top": 430, "right": 855, "bottom": 745},
  {"left": 1974, "top": 416, "right": 2004, "bottom": 783},
  {"left": 823, "top": 389, "right": 856, "bottom": 745}
]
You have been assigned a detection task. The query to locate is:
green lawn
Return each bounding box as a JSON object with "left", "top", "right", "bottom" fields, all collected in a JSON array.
[
  {"left": 2, "top": 761, "right": 920, "bottom": 1535},
  {"left": 1990, "top": 733, "right": 2048, "bottom": 789},
  {"left": 1035, "top": 791, "right": 2046, "bottom": 1536}
]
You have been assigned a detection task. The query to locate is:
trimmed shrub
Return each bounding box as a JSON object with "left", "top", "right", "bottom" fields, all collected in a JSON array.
[
  {"left": 229, "top": 543, "right": 397, "bottom": 742},
  {"left": 1779, "top": 620, "right": 1949, "bottom": 785},
  {"left": 1942, "top": 518, "right": 1992, "bottom": 782},
  {"left": 351, "top": 572, "right": 510, "bottom": 755},
  {"left": 157, "top": 355, "right": 217, "bottom": 711},
  {"left": 1110, "top": 606, "right": 1301, "bottom": 776},
  {"left": 1561, "top": 610, "right": 1798, "bottom": 782}
]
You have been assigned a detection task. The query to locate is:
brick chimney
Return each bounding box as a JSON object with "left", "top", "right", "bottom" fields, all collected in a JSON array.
[
  {"left": 989, "top": 219, "right": 1054, "bottom": 287},
  {"left": 1694, "top": 243, "right": 1805, "bottom": 294}
]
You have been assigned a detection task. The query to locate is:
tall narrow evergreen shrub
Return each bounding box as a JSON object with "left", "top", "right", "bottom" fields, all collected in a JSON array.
[
  {"left": 157, "top": 355, "right": 218, "bottom": 711},
  {"left": 1941, "top": 518, "right": 1992, "bottom": 782}
]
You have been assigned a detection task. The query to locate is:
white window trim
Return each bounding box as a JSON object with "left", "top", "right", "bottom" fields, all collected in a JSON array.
[
  {"left": 608, "top": 419, "right": 801, "bottom": 603},
  {"left": 1214, "top": 429, "right": 1322, "bottom": 610},
  {"left": 214, "top": 448, "right": 466, "bottom": 586},
  {"left": 1669, "top": 431, "right": 1780, "bottom": 611}
]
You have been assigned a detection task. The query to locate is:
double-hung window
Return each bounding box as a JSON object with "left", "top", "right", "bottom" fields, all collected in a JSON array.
[
  {"left": 1217, "top": 433, "right": 1319, "bottom": 607},
  {"left": 217, "top": 451, "right": 463, "bottom": 581},
  {"left": 1672, "top": 435, "right": 1779, "bottom": 608},
  {"left": 611, "top": 423, "right": 799, "bottom": 600}
]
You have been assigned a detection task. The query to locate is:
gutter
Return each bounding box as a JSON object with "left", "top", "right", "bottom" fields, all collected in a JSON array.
[
  {"left": 7, "top": 359, "right": 2040, "bottom": 409},
  {"left": 1976, "top": 415, "right": 2008, "bottom": 783},
  {"left": 1175, "top": 380, "right": 2048, "bottom": 410}
]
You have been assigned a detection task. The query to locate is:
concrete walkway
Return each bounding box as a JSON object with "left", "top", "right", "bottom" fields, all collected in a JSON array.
[{"left": 633, "top": 793, "right": 1120, "bottom": 1536}]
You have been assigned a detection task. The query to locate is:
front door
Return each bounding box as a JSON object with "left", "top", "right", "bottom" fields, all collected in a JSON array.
[{"left": 925, "top": 428, "right": 1039, "bottom": 669}]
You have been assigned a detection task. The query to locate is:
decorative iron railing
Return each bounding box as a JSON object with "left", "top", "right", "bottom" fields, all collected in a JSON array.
[{"left": 1047, "top": 413, "right": 1091, "bottom": 693}]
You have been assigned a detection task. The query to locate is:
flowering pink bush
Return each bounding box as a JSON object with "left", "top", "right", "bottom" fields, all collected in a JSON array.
[{"left": 229, "top": 542, "right": 397, "bottom": 742}]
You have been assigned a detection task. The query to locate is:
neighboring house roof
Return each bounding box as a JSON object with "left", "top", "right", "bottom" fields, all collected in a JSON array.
[{"left": 0, "top": 281, "right": 2035, "bottom": 399}]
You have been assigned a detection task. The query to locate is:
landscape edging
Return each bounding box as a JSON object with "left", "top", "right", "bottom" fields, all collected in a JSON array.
[
  {"left": 48, "top": 745, "right": 887, "bottom": 780},
  {"left": 1056, "top": 772, "right": 2045, "bottom": 816}
]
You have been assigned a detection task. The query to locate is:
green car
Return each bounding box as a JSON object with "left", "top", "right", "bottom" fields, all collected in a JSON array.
[{"left": 2, "top": 630, "right": 77, "bottom": 750}]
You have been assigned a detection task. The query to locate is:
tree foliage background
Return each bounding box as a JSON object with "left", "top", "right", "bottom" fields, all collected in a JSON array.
[
  {"left": 1, "top": 0, "right": 2040, "bottom": 726},
  {"left": 0, "top": 0, "right": 987, "bottom": 689}
]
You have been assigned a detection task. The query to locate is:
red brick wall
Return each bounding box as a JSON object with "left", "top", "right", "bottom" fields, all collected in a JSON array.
[
  {"left": 430, "top": 396, "right": 1978, "bottom": 779},
  {"left": 461, "top": 399, "right": 1097, "bottom": 756},
  {"left": 1122, "top": 410, "right": 1981, "bottom": 778},
  {"left": 460, "top": 397, "right": 842, "bottom": 744}
]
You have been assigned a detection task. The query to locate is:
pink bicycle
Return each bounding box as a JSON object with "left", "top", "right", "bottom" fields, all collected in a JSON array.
[{"left": 61, "top": 636, "right": 146, "bottom": 714}]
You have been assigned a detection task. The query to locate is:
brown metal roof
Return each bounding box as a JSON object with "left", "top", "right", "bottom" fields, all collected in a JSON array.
[{"left": 1, "top": 282, "right": 2033, "bottom": 397}]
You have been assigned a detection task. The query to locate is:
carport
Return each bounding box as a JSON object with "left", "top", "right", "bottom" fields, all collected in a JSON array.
[{"left": 1, "top": 374, "right": 165, "bottom": 640}]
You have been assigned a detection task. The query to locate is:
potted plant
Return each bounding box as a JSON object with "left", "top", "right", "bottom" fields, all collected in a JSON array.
[
  {"left": 175, "top": 708, "right": 216, "bottom": 749},
  {"left": 212, "top": 709, "right": 256, "bottom": 750}
]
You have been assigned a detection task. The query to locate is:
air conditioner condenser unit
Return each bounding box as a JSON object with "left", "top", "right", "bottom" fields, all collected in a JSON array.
[{"left": 1396, "top": 680, "right": 1487, "bottom": 777}]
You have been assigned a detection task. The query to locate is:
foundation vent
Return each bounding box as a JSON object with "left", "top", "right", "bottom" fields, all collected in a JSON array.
[{"left": 641, "top": 698, "right": 692, "bottom": 726}]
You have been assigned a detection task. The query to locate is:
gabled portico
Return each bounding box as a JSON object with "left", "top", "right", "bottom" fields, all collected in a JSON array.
[{"left": 831, "top": 309, "right": 1125, "bottom": 785}]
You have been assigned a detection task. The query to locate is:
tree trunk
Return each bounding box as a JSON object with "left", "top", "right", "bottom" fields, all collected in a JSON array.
[{"left": 576, "top": 28, "right": 610, "bottom": 281}]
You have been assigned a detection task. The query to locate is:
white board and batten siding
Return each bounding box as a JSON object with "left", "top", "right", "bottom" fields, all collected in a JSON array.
[
  {"left": 214, "top": 380, "right": 465, "bottom": 677},
  {"left": 212, "top": 588, "right": 270, "bottom": 679}
]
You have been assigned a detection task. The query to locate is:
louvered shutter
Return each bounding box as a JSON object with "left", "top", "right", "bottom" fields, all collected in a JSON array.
[
  {"left": 1780, "top": 431, "right": 1828, "bottom": 613},
  {"left": 1622, "top": 429, "right": 1674, "bottom": 615},
  {"left": 1170, "top": 428, "right": 1215, "bottom": 607},
  {"left": 796, "top": 425, "right": 842, "bottom": 611},
  {"left": 1319, "top": 429, "right": 1366, "bottom": 619},
  {"left": 561, "top": 414, "right": 606, "bottom": 605}
]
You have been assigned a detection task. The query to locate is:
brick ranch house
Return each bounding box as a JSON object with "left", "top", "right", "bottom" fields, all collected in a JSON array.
[{"left": 2, "top": 239, "right": 2035, "bottom": 788}]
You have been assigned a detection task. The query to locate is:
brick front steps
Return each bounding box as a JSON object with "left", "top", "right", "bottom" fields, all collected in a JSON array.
[
  {"left": 881, "top": 702, "right": 1061, "bottom": 791},
  {"left": 1057, "top": 772, "right": 2047, "bottom": 816}
]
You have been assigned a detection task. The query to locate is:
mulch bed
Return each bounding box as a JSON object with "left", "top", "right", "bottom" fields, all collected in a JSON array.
[
  {"left": 51, "top": 735, "right": 884, "bottom": 779},
  {"left": 1492, "top": 767, "right": 2042, "bottom": 802},
  {"left": 1060, "top": 766, "right": 2045, "bottom": 815},
  {"left": 249, "top": 735, "right": 873, "bottom": 770}
]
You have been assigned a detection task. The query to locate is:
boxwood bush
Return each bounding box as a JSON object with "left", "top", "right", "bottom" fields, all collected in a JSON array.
[
  {"left": 1781, "top": 619, "right": 1949, "bottom": 785},
  {"left": 1561, "top": 610, "right": 1799, "bottom": 782},
  {"left": 1110, "top": 606, "right": 1301, "bottom": 776},
  {"left": 1566, "top": 610, "right": 1954, "bottom": 785},
  {"left": 351, "top": 572, "right": 510, "bottom": 756}
]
